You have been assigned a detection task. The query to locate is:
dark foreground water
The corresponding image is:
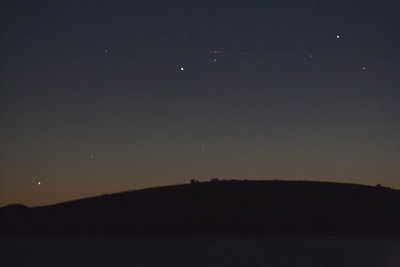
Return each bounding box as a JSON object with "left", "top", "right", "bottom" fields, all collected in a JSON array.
[{"left": 1, "top": 236, "right": 400, "bottom": 266}]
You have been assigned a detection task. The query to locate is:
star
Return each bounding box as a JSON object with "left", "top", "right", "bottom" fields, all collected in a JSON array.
[
  {"left": 362, "top": 66, "right": 366, "bottom": 71},
  {"left": 37, "top": 181, "right": 41, "bottom": 185},
  {"left": 104, "top": 49, "right": 109, "bottom": 53},
  {"left": 212, "top": 58, "right": 217, "bottom": 62},
  {"left": 336, "top": 35, "right": 340, "bottom": 39},
  {"left": 90, "top": 154, "right": 94, "bottom": 159},
  {"left": 180, "top": 67, "right": 184, "bottom": 71}
]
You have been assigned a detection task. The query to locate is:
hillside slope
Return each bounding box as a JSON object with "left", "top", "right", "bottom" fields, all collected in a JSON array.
[{"left": 1, "top": 180, "right": 400, "bottom": 235}]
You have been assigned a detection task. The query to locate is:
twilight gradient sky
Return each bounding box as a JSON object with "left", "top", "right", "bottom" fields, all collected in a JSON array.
[{"left": 1, "top": 0, "right": 399, "bottom": 207}]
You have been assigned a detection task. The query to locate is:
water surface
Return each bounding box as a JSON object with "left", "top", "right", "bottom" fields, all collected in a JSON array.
[{"left": 1, "top": 236, "right": 400, "bottom": 266}]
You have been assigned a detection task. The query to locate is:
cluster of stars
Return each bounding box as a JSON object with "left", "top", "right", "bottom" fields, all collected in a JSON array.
[
  {"left": 39, "top": 14, "right": 368, "bottom": 191},
  {"left": 305, "top": 33, "right": 367, "bottom": 71}
]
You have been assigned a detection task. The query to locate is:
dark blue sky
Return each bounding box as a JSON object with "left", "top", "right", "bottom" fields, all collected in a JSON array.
[{"left": 1, "top": 0, "right": 399, "bottom": 206}]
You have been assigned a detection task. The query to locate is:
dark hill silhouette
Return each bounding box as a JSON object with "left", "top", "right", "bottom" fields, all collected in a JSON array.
[{"left": 1, "top": 180, "right": 400, "bottom": 236}]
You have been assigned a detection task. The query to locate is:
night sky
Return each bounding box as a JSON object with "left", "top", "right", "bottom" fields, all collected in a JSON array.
[{"left": 1, "top": 0, "right": 399, "bottom": 207}]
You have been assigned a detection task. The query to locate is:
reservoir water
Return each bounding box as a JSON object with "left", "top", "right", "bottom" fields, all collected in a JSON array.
[{"left": 1, "top": 236, "right": 400, "bottom": 266}]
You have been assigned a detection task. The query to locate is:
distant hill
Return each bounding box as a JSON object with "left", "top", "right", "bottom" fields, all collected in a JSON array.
[{"left": 1, "top": 180, "right": 400, "bottom": 236}]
